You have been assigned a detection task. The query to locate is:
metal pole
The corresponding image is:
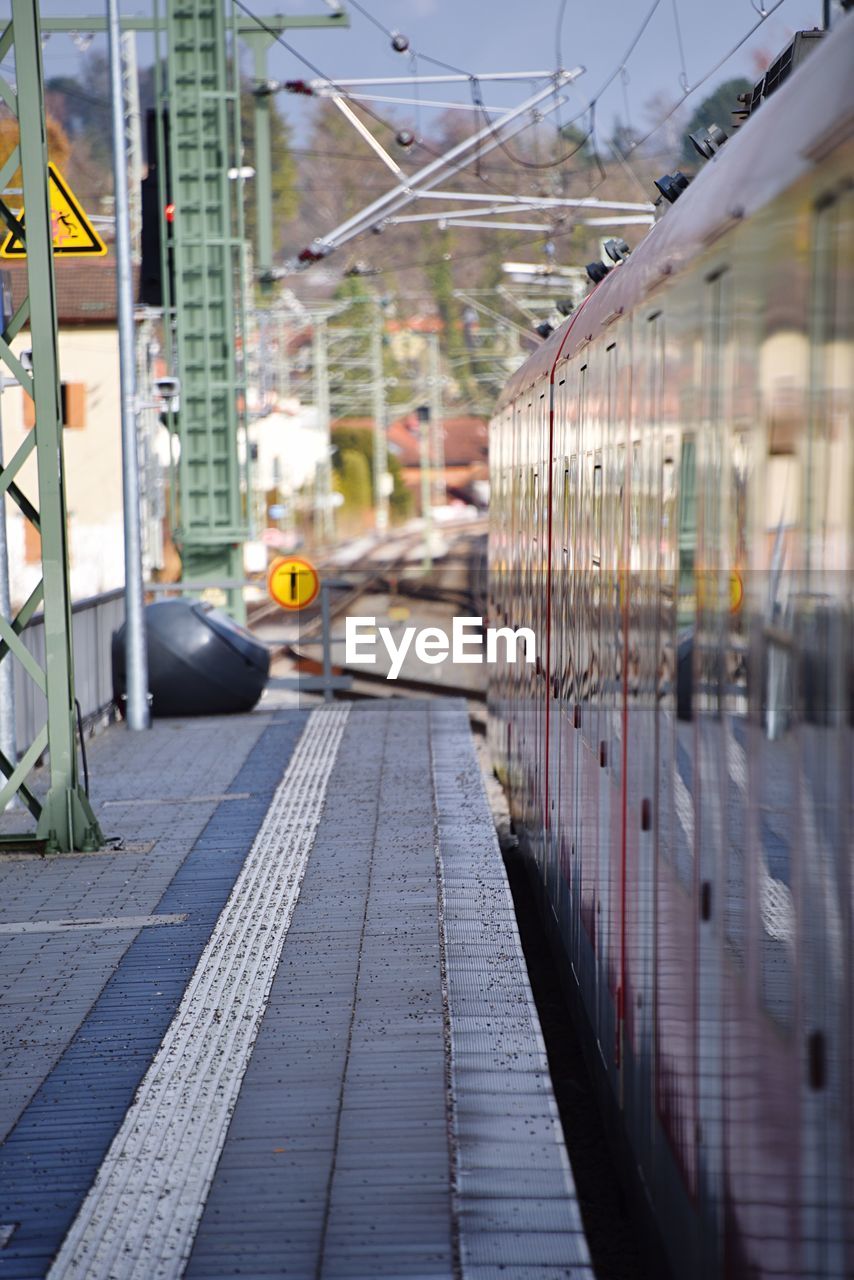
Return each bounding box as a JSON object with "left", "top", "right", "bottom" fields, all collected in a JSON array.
[
  {"left": 371, "top": 301, "right": 388, "bottom": 535},
  {"left": 419, "top": 411, "right": 432, "bottom": 573},
  {"left": 0, "top": 407, "right": 17, "bottom": 805},
  {"left": 320, "top": 580, "right": 333, "bottom": 703},
  {"left": 108, "top": 0, "right": 150, "bottom": 730},
  {"left": 277, "top": 308, "right": 291, "bottom": 402},
  {"left": 428, "top": 332, "right": 445, "bottom": 509},
  {"left": 247, "top": 34, "right": 274, "bottom": 291},
  {"left": 301, "top": 72, "right": 582, "bottom": 257},
  {"left": 121, "top": 31, "right": 143, "bottom": 265},
  {"left": 313, "top": 317, "right": 333, "bottom": 545}
]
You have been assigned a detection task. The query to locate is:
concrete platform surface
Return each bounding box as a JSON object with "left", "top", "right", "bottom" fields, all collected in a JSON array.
[{"left": 0, "top": 699, "right": 591, "bottom": 1280}]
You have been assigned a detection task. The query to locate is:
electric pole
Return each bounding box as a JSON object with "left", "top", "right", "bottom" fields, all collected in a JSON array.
[
  {"left": 417, "top": 404, "right": 433, "bottom": 573},
  {"left": 427, "top": 331, "right": 445, "bottom": 509},
  {"left": 313, "top": 317, "right": 334, "bottom": 546},
  {"left": 0, "top": 401, "right": 17, "bottom": 807},
  {"left": 108, "top": 0, "right": 150, "bottom": 731},
  {"left": 371, "top": 300, "right": 389, "bottom": 535}
]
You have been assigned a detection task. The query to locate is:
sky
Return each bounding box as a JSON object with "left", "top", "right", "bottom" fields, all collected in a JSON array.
[{"left": 25, "top": 0, "right": 836, "bottom": 149}]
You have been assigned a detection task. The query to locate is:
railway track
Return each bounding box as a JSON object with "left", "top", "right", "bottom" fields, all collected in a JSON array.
[{"left": 248, "top": 518, "right": 488, "bottom": 708}]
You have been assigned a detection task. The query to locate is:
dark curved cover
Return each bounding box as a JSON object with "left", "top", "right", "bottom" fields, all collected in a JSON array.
[{"left": 112, "top": 598, "right": 269, "bottom": 717}]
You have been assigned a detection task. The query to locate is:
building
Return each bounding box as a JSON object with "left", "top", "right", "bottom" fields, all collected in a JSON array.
[
  {"left": 386, "top": 411, "right": 489, "bottom": 511},
  {"left": 1, "top": 257, "right": 133, "bottom": 607}
]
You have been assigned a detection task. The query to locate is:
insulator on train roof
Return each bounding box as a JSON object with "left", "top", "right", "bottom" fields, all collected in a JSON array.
[
  {"left": 585, "top": 261, "right": 611, "bottom": 284},
  {"left": 603, "top": 237, "right": 631, "bottom": 263},
  {"left": 391, "top": 31, "right": 410, "bottom": 53},
  {"left": 688, "top": 122, "right": 727, "bottom": 160},
  {"left": 535, "top": 321, "right": 553, "bottom": 339},
  {"left": 556, "top": 298, "right": 574, "bottom": 317},
  {"left": 654, "top": 171, "right": 691, "bottom": 204}
]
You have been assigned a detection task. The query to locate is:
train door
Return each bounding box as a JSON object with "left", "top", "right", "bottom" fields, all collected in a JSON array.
[
  {"left": 592, "top": 444, "right": 611, "bottom": 1048},
  {"left": 796, "top": 186, "right": 852, "bottom": 1280},
  {"left": 746, "top": 251, "right": 805, "bottom": 1280},
  {"left": 552, "top": 436, "right": 573, "bottom": 939},
  {"left": 549, "top": 369, "right": 572, "bottom": 929},
  {"left": 511, "top": 450, "right": 524, "bottom": 815},
  {"left": 547, "top": 451, "right": 565, "bottom": 914},
  {"left": 719, "top": 260, "right": 759, "bottom": 1280},
  {"left": 625, "top": 315, "right": 663, "bottom": 1164},
  {"left": 655, "top": 414, "right": 699, "bottom": 1219},
  {"left": 695, "top": 273, "right": 728, "bottom": 1278},
  {"left": 530, "top": 462, "right": 541, "bottom": 859},
  {"left": 535, "top": 385, "right": 550, "bottom": 880},
  {"left": 563, "top": 448, "right": 583, "bottom": 967},
  {"left": 522, "top": 445, "right": 535, "bottom": 844},
  {"left": 597, "top": 343, "right": 622, "bottom": 1068},
  {"left": 576, "top": 363, "right": 599, "bottom": 1004}
]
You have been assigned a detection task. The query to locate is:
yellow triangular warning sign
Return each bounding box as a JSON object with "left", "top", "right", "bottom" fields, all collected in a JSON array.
[{"left": 0, "top": 164, "right": 107, "bottom": 259}]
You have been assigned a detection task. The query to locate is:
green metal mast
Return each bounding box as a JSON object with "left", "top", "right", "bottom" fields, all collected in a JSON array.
[
  {"left": 40, "top": 9, "right": 347, "bottom": 622},
  {"left": 164, "top": 0, "right": 248, "bottom": 617},
  {"left": 0, "top": 0, "right": 102, "bottom": 851}
]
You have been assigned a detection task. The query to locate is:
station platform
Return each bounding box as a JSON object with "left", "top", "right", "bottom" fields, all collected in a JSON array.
[{"left": 0, "top": 698, "right": 592, "bottom": 1280}]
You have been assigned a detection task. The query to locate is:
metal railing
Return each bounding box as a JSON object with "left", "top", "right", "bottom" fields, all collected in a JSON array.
[{"left": 15, "top": 588, "right": 125, "bottom": 757}]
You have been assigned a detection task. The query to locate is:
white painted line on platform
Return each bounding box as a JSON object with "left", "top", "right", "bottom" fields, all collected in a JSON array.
[
  {"left": 101, "top": 793, "right": 252, "bottom": 807},
  {"left": 0, "top": 914, "right": 186, "bottom": 935},
  {"left": 48, "top": 705, "right": 350, "bottom": 1280}
]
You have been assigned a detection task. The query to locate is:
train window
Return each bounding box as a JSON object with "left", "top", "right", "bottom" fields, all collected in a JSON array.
[
  {"left": 592, "top": 461, "right": 603, "bottom": 567},
  {"left": 677, "top": 436, "right": 697, "bottom": 629},
  {"left": 661, "top": 453, "right": 676, "bottom": 573},
  {"left": 562, "top": 467, "right": 570, "bottom": 557},
  {"left": 724, "top": 431, "right": 750, "bottom": 964},
  {"left": 630, "top": 443, "right": 641, "bottom": 564},
  {"left": 563, "top": 454, "right": 578, "bottom": 702},
  {"left": 569, "top": 455, "right": 578, "bottom": 554}
]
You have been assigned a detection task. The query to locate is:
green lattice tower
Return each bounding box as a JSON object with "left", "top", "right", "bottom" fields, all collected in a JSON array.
[
  {"left": 0, "top": 0, "right": 102, "bottom": 850},
  {"left": 165, "top": 0, "right": 249, "bottom": 619}
]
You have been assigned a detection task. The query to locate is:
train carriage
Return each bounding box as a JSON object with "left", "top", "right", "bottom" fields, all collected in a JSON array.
[{"left": 488, "top": 18, "right": 853, "bottom": 1279}]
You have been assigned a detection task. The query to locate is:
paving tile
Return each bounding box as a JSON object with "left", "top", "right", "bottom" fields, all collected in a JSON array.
[{"left": 0, "top": 699, "right": 594, "bottom": 1279}]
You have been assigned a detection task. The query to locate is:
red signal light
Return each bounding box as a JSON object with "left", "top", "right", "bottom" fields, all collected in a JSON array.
[{"left": 165, "top": 202, "right": 175, "bottom": 224}]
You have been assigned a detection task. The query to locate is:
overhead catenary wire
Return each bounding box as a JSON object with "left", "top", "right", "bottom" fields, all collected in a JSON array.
[
  {"left": 670, "top": 0, "right": 690, "bottom": 92},
  {"left": 135, "top": 0, "right": 801, "bottom": 279},
  {"left": 624, "top": 0, "right": 791, "bottom": 152},
  {"left": 466, "top": 0, "right": 663, "bottom": 172},
  {"left": 230, "top": 0, "right": 535, "bottom": 206}
]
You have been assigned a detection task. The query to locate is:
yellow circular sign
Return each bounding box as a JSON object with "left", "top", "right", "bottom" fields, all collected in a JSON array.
[{"left": 267, "top": 556, "right": 320, "bottom": 611}]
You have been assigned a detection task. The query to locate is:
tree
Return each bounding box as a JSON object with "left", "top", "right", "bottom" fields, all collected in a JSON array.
[
  {"left": 0, "top": 113, "right": 71, "bottom": 188},
  {"left": 609, "top": 120, "right": 641, "bottom": 159},
  {"left": 680, "top": 79, "right": 751, "bottom": 167},
  {"left": 331, "top": 424, "right": 411, "bottom": 521},
  {"left": 239, "top": 84, "right": 298, "bottom": 259},
  {"left": 333, "top": 447, "right": 372, "bottom": 531}
]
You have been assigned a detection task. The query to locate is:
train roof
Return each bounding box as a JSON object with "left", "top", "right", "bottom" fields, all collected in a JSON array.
[{"left": 496, "top": 14, "right": 854, "bottom": 413}]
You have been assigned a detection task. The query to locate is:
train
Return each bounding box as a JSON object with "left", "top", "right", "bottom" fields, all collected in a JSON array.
[{"left": 487, "top": 17, "right": 853, "bottom": 1280}]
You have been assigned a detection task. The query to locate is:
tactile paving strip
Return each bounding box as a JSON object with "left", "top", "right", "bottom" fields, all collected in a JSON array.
[{"left": 47, "top": 706, "right": 350, "bottom": 1280}]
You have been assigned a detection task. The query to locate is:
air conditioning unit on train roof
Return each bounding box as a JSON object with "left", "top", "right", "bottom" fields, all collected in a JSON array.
[{"left": 735, "top": 29, "right": 825, "bottom": 121}]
